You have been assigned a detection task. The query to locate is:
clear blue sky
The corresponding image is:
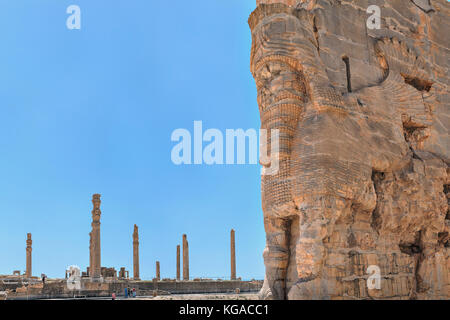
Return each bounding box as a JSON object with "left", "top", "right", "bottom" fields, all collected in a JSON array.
[{"left": 0, "top": 0, "right": 263, "bottom": 280}]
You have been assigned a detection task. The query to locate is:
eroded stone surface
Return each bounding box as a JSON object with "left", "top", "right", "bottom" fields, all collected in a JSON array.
[
  {"left": 249, "top": 0, "right": 449, "bottom": 300},
  {"left": 183, "top": 234, "right": 190, "bottom": 280},
  {"left": 177, "top": 245, "right": 181, "bottom": 281},
  {"left": 89, "top": 194, "right": 102, "bottom": 279},
  {"left": 25, "top": 233, "right": 32, "bottom": 278},
  {"left": 231, "top": 229, "right": 237, "bottom": 280},
  {"left": 133, "top": 224, "right": 140, "bottom": 280}
]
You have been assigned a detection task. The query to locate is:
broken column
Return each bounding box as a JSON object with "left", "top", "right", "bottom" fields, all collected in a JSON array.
[
  {"left": 156, "top": 261, "right": 160, "bottom": 280},
  {"left": 133, "top": 224, "right": 140, "bottom": 280},
  {"left": 89, "top": 194, "right": 102, "bottom": 279},
  {"left": 25, "top": 233, "right": 32, "bottom": 278},
  {"left": 231, "top": 229, "right": 236, "bottom": 280},
  {"left": 176, "top": 245, "right": 181, "bottom": 281},
  {"left": 182, "top": 234, "right": 189, "bottom": 280}
]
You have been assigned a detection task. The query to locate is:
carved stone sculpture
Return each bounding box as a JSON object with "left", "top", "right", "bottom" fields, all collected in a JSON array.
[{"left": 250, "top": 0, "right": 449, "bottom": 299}]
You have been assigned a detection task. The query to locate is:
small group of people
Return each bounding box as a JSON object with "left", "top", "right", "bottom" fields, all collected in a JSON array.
[
  {"left": 128, "top": 287, "right": 136, "bottom": 298},
  {"left": 112, "top": 287, "right": 136, "bottom": 300}
]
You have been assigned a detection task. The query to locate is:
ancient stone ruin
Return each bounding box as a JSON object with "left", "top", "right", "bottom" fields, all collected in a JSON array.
[
  {"left": 1, "top": 199, "right": 254, "bottom": 299},
  {"left": 183, "top": 234, "right": 190, "bottom": 280},
  {"left": 119, "top": 267, "right": 129, "bottom": 280},
  {"left": 133, "top": 224, "right": 140, "bottom": 280},
  {"left": 231, "top": 229, "right": 237, "bottom": 280},
  {"left": 89, "top": 194, "right": 102, "bottom": 280},
  {"left": 25, "top": 233, "right": 32, "bottom": 278},
  {"left": 156, "top": 261, "right": 161, "bottom": 281},
  {"left": 176, "top": 244, "right": 181, "bottom": 281},
  {"left": 250, "top": 0, "right": 449, "bottom": 299}
]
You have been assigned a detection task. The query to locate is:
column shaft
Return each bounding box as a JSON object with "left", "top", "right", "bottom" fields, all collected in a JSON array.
[
  {"left": 90, "top": 194, "right": 102, "bottom": 279},
  {"left": 182, "top": 234, "right": 189, "bottom": 280},
  {"left": 133, "top": 225, "right": 140, "bottom": 280},
  {"left": 156, "top": 261, "right": 160, "bottom": 280},
  {"left": 231, "top": 229, "right": 236, "bottom": 280},
  {"left": 176, "top": 245, "right": 181, "bottom": 281},
  {"left": 26, "top": 233, "right": 32, "bottom": 278}
]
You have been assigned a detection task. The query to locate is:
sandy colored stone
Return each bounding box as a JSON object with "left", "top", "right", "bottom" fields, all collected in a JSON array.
[
  {"left": 133, "top": 224, "right": 140, "bottom": 280},
  {"left": 249, "top": 0, "right": 449, "bottom": 300},
  {"left": 156, "top": 261, "right": 161, "bottom": 281},
  {"left": 231, "top": 229, "right": 237, "bottom": 280},
  {"left": 149, "top": 293, "right": 260, "bottom": 300},
  {"left": 177, "top": 245, "right": 181, "bottom": 281},
  {"left": 183, "top": 234, "right": 189, "bottom": 280},
  {"left": 25, "top": 233, "right": 32, "bottom": 278},
  {"left": 89, "top": 194, "right": 102, "bottom": 279}
]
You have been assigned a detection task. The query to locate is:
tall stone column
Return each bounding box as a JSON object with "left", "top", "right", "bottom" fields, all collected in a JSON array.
[
  {"left": 156, "top": 261, "right": 160, "bottom": 280},
  {"left": 90, "top": 194, "right": 102, "bottom": 279},
  {"left": 182, "top": 234, "right": 189, "bottom": 280},
  {"left": 176, "top": 245, "right": 181, "bottom": 281},
  {"left": 89, "top": 232, "right": 93, "bottom": 276},
  {"left": 25, "top": 233, "right": 32, "bottom": 278},
  {"left": 231, "top": 229, "right": 236, "bottom": 280},
  {"left": 133, "top": 224, "right": 140, "bottom": 280}
]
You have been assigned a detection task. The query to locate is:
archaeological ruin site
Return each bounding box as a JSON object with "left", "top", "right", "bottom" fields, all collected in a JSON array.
[{"left": 0, "top": 194, "right": 261, "bottom": 300}]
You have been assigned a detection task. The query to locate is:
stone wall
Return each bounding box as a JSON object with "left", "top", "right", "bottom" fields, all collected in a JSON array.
[{"left": 1, "top": 279, "right": 263, "bottom": 300}]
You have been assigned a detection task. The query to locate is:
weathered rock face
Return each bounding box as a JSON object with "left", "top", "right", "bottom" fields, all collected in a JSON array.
[{"left": 249, "top": 0, "right": 449, "bottom": 299}]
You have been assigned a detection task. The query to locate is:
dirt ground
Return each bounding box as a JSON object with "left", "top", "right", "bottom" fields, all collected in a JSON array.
[{"left": 136, "top": 293, "right": 260, "bottom": 300}]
